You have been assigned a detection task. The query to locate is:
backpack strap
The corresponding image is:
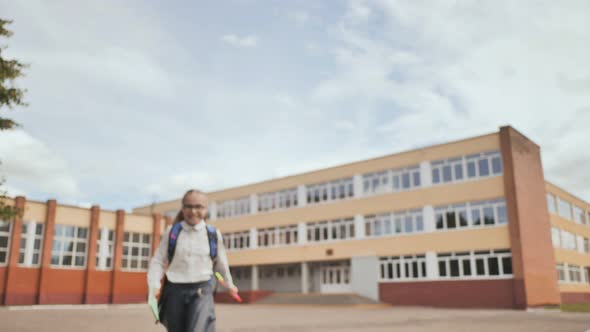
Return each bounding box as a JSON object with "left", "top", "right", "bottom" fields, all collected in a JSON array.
[
  {"left": 167, "top": 222, "right": 218, "bottom": 264},
  {"left": 167, "top": 222, "right": 183, "bottom": 263},
  {"left": 206, "top": 224, "right": 218, "bottom": 261}
]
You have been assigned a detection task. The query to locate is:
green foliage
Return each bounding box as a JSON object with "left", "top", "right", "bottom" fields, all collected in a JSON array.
[
  {"left": 0, "top": 18, "right": 28, "bottom": 130},
  {"left": 0, "top": 18, "right": 27, "bottom": 219}
]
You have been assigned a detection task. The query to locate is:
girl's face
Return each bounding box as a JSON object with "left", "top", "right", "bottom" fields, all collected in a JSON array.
[{"left": 182, "top": 192, "right": 208, "bottom": 225}]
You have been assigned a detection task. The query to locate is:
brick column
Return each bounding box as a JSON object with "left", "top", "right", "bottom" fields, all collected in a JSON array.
[
  {"left": 37, "top": 199, "right": 57, "bottom": 304},
  {"left": 3, "top": 196, "right": 26, "bottom": 305},
  {"left": 151, "top": 213, "right": 162, "bottom": 255},
  {"left": 83, "top": 205, "right": 100, "bottom": 303},
  {"left": 499, "top": 126, "right": 560, "bottom": 308},
  {"left": 110, "top": 210, "right": 125, "bottom": 303}
]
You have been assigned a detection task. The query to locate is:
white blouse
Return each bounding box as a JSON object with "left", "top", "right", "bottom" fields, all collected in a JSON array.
[{"left": 147, "top": 220, "right": 235, "bottom": 290}]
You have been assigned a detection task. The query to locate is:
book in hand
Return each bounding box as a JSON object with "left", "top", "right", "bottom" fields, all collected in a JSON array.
[{"left": 148, "top": 290, "right": 160, "bottom": 323}]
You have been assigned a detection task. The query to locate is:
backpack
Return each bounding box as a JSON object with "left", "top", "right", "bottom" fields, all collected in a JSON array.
[{"left": 167, "top": 222, "right": 218, "bottom": 263}]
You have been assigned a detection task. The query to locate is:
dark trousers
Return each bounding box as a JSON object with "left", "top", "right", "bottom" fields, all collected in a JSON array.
[{"left": 160, "top": 280, "right": 216, "bottom": 332}]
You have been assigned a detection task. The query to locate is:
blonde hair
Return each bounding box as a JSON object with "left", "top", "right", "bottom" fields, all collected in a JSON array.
[{"left": 173, "top": 189, "right": 207, "bottom": 224}]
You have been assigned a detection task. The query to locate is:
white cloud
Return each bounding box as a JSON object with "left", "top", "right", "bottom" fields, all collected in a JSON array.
[
  {"left": 311, "top": 0, "right": 590, "bottom": 200},
  {"left": 221, "top": 34, "right": 258, "bottom": 48},
  {"left": 0, "top": 130, "right": 80, "bottom": 199}
]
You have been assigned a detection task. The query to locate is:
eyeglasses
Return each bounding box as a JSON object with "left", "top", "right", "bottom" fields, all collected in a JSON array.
[{"left": 183, "top": 204, "right": 205, "bottom": 210}]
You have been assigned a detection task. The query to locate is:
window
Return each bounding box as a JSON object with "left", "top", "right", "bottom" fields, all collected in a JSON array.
[
  {"left": 551, "top": 227, "right": 561, "bottom": 248},
  {"left": 216, "top": 196, "right": 250, "bottom": 219},
  {"left": 438, "top": 250, "right": 512, "bottom": 278},
  {"left": 365, "top": 209, "right": 423, "bottom": 237},
  {"left": 223, "top": 231, "right": 250, "bottom": 251},
  {"left": 122, "top": 232, "right": 151, "bottom": 271},
  {"left": 431, "top": 151, "right": 502, "bottom": 185},
  {"left": 306, "top": 178, "right": 354, "bottom": 205},
  {"left": 379, "top": 255, "right": 427, "bottom": 281},
  {"left": 51, "top": 225, "right": 88, "bottom": 268},
  {"left": 18, "top": 222, "right": 44, "bottom": 267},
  {"left": 568, "top": 265, "right": 583, "bottom": 283},
  {"left": 0, "top": 220, "right": 12, "bottom": 265},
  {"left": 584, "top": 238, "right": 590, "bottom": 254},
  {"left": 547, "top": 194, "right": 557, "bottom": 214},
  {"left": 258, "top": 188, "right": 298, "bottom": 212},
  {"left": 435, "top": 198, "right": 507, "bottom": 230},
  {"left": 556, "top": 263, "right": 566, "bottom": 282},
  {"left": 573, "top": 205, "right": 586, "bottom": 224},
  {"left": 363, "top": 165, "right": 421, "bottom": 196},
  {"left": 307, "top": 218, "right": 354, "bottom": 243},
  {"left": 560, "top": 230, "right": 577, "bottom": 251},
  {"left": 257, "top": 225, "right": 298, "bottom": 248},
  {"left": 96, "top": 228, "right": 115, "bottom": 270},
  {"left": 558, "top": 198, "right": 572, "bottom": 220}
]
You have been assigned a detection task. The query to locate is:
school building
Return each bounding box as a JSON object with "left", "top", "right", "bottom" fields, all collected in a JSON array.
[{"left": 1, "top": 126, "right": 589, "bottom": 308}]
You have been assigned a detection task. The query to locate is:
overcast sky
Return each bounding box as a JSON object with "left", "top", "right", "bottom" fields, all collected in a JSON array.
[{"left": 0, "top": 0, "right": 589, "bottom": 211}]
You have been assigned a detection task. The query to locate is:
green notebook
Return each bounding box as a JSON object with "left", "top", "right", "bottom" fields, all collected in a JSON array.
[{"left": 148, "top": 291, "right": 159, "bottom": 322}]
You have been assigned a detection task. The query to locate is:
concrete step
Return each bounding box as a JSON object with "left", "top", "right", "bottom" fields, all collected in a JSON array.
[{"left": 253, "top": 293, "right": 386, "bottom": 306}]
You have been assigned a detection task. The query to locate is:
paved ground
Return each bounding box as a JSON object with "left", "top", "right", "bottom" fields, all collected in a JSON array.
[{"left": 1, "top": 304, "right": 589, "bottom": 332}]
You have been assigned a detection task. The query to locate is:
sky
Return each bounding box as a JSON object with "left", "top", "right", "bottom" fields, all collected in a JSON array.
[{"left": 0, "top": 0, "right": 589, "bottom": 211}]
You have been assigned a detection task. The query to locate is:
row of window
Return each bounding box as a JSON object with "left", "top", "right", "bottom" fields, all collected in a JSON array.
[
  {"left": 258, "top": 188, "right": 298, "bottom": 212},
  {"left": 431, "top": 151, "right": 502, "bottom": 185},
  {"left": 223, "top": 198, "right": 509, "bottom": 252},
  {"left": 307, "top": 218, "right": 355, "bottom": 242},
  {"left": 306, "top": 178, "right": 354, "bottom": 204},
  {"left": 215, "top": 150, "right": 504, "bottom": 220},
  {"left": 258, "top": 225, "right": 298, "bottom": 247},
  {"left": 551, "top": 227, "right": 590, "bottom": 253},
  {"left": 222, "top": 231, "right": 250, "bottom": 251},
  {"left": 0, "top": 221, "right": 151, "bottom": 272},
  {"left": 435, "top": 199, "right": 507, "bottom": 230},
  {"left": 556, "top": 263, "right": 589, "bottom": 284},
  {"left": 363, "top": 165, "right": 421, "bottom": 195},
  {"left": 216, "top": 196, "right": 250, "bottom": 219},
  {"left": 379, "top": 250, "right": 513, "bottom": 281},
  {"left": 365, "top": 209, "right": 424, "bottom": 237},
  {"left": 547, "top": 193, "right": 590, "bottom": 225}
]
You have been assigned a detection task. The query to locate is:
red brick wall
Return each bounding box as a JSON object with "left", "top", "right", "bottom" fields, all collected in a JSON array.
[
  {"left": 41, "top": 269, "right": 86, "bottom": 304},
  {"left": 379, "top": 279, "right": 515, "bottom": 309},
  {"left": 561, "top": 293, "right": 590, "bottom": 304},
  {"left": 4, "top": 268, "right": 41, "bottom": 305},
  {"left": 113, "top": 272, "right": 148, "bottom": 304},
  {"left": 499, "top": 126, "right": 560, "bottom": 308},
  {"left": 85, "top": 270, "right": 113, "bottom": 304}
]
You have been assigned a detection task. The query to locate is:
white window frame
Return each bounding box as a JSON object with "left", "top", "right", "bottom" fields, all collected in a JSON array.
[
  {"left": 561, "top": 230, "right": 577, "bottom": 251},
  {"left": 224, "top": 231, "right": 250, "bottom": 251},
  {"left": 435, "top": 198, "right": 507, "bottom": 231},
  {"left": 362, "top": 165, "right": 421, "bottom": 197},
  {"left": 379, "top": 255, "right": 427, "bottom": 281},
  {"left": 307, "top": 218, "right": 354, "bottom": 243},
  {"left": 437, "top": 250, "right": 513, "bottom": 279},
  {"left": 365, "top": 209, "right": 424, "bottom": 237},
  {"left": 122, "top": 232, "right": 151, "bottom": 272},
  {"left": 0, "top": 220, "right": 12, "bottom": 266},
  {"left": 551, "top": 227, "right": 561, "bottom": 248},
  {"left": 50, "top": 224, "right": 88, "bottom": 269},
  {"left": 558, "top": 198, "right": 573, "bottom": 220},
  {"left": 573, "top": 205, "right": 586, "bottom": 224},
  {"left": 18, "top": 221, "right": 44, "bottom": 267},
  {"left": 431, "top": 150, "right": 502, "bottom": 185},
  {"left": 96, "top": 228, "right": 115, "bottom": 270},
  {"left": 305, "top": 178, "right": 354, "bottom": 205},
  {"left": 258, "top": 188, "right": 298, "bottom": 213},
  {"left": 216, "top": 196, "right": 250, "bottom": 219},
  {"left": 547, "top": 193, "right": 557, "bottom": 214}
]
